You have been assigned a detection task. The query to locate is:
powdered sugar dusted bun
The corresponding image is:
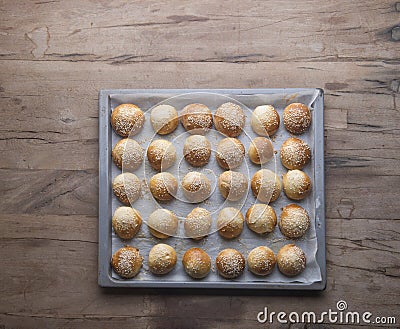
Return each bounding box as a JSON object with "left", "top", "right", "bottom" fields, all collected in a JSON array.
[
  {"left": 277, "top": 244, "right": 306, "bottom": 277},
  {"left": 147, "top": 209, "right": 178, "bottom": 239},
  {"left": 183, "top": 135, "right": 211, "bottom": 167},
  {"left": 182, "top": 248, "right": 211, "bottom": 279},
  {"left": 148, "top": 243, "right": 177, "bottom": 275},
  {"left": 245, "top": 204, "right": 277, "bottom": 234},
  {"left": 150, "top": 104, "right": 179, "bottom": 135},
  {"left": 280, "top": 137, "right": 311, "bottom": 170},
  {"left": 279, "top": 204, "right": 310, "bottom": 239},
  {"left": 184, "top": 207, "right": 212, "bottom": 240},
  {"left": 216, "top": 248, "right": 245, "bottom": 279},
  {"left": 181, "top": 103, "right": 213, "bottom": 135},
  {"left": 111, "top": 246, "right": 143, "bottom": 278},
  {"left": 251, "top": 169, "right": 281, "bottom": 203},
  {"left": 147, "top": 139, "right": 176, "bottom": 171},
  {"left": 247, "top": 246, "right": 276, "bottom": 276},
  {"left": 112, "top": 138, "right": 144, "bottom": 170},
  {"left": 112, "top": 207, "right": 142, "bottom": 240},
  {"left": 217, "top": 207, "right": 244, "bottom": 239},
  {"left": 214, "top": 102, "right": 246, "bottom": 137},
  {"left": 112, "top": 173, "right": 141, "bottom": 205},
  {"left": 111, "top": 104, "right": 145, "bottom": 137},
  {"left": 283, "top": 103, "right": 311, "bottom": 135},
  {"left": 251, "top": 105, "right": 280, "bottom": 136},
  {"left": 216, "top": 138, "right": 245, "bottom": 170},
  {"left": 282, "top": 170, "right": 312, "bottom": 200},
  {"left": 149, "top": 172, "right": 178, "bottom": 201},
  {"left": 248, "top": 137, "right": 274, "bottom": 165},
  {"left": 217, "top": 170, "right": 248, "bottom": 201},
  {"left": 181, "top": 171, "right": 211, "bottom": 203}
]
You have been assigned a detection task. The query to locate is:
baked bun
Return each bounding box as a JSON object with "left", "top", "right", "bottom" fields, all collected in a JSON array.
[
  {"left": 149, "top": 172, "right": 178, "bottom": 201},
  {"left": 180, "top": 103, "right": 213, "bottom": 135},
  {"left": 182, "top": 248, "right": 211, "bottom": 279},
  {"left": 111, "top": 246, "right": 143, "bottom": 278},
  {"left": 112, "top": 206, "right": 142, "bottom": 239},
  {"left": 282, "top": 170, "right": 312, "bottom": 200},
  {"left": 183, "top": 135, "right": 211, "bottom": 167},
  {"left": 181, "top": 172, "right": 211, "bottom": 203},
  {"left": 214, "top": 102, "right": 246, "bottom": 137},
  {"left": 147, "top": 209, "right": 178, "bottom": 239},
  {"left": 148, "top": 243, "right": 177, "bottom": 275},
  {"left": 216, "top": 138, "right": 245, "bottom": 170},
  {"left": 217, "top": 170, "right": 248, "bottom": 201},
  {"left": 150, "top": 104, "right": 179, "bottom": 135},
  {"left": 251, "top": 169, "right": 281, "bottom": 203},
  {"left": 248, "top": 137, "right": 274, "bottom": 165},
  {"left": 112, "top": 173, "right": 141, "bottom": 205},
  {"left": 283, "top": 103, "right": 311, "bottom": 134},
  {"left": 147, "top": 139, "right": 176, "bottom": 171},
  {"left": 280, "top": 137, "right": 311, "bottom": 170},
  {"left": 111, "top": 104, "right": 145, "bottom": 137},
  {"left": 245, "top": 204, "right": 277, "bottom": 234},
  {"left": 279, "top": 204, "right": 310, "bottom": 239},
  {"left": 277, "top": 244, "right": 306, "bottom": 277},
  {"left": 250, "top": 105, "right": 280, "bottom": 136},
  {"left": 112, "top": 138, "right": 144, "bottom": 170},
  {"left": 216, "top": 249, "right": 245, "bottom": 279},
  {"left": 217, "top": 207, "right": 244, "bottom": 239},
  {"left": 247, "top": 246, "right": 276, "bottom": 276},
  {"left": 184, "top": 207, "right": 212, "bottom": 239}
]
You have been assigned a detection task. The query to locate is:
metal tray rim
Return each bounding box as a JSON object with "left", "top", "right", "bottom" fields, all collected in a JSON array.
[{"left": 98, "top": 88, "right": 326, "bottom": 290}]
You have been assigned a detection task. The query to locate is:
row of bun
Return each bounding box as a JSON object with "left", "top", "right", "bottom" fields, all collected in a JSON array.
[{"left": 111, "top": 243, "right": 307, "bottom": 280}]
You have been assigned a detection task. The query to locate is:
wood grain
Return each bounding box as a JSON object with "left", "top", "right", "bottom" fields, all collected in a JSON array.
[{"left": 0, "top": 0, "right": 399, "bottom": 328}]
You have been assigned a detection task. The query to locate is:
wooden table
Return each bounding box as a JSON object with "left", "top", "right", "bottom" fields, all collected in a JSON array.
[{"left": 1, "top": 1, "right": 399, "bottom": 328}]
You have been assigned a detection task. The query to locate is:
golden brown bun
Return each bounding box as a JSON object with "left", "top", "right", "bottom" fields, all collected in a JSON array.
[
  {"left": 216, "top": 138, "right": 245, "bottom": 170},
  {"left": 147, "top": 209, "right": 178, "bottom": 239},
  {"left": 214, "top": 102, "right": 246, "bottom": 137},
  {"left": 182, "top": 248, "right": 211, "bottom": 279},
  {"left": 149, "top": 172, "right": 178, "bottom": 201},
  {"left": 147, "top": 139, "right": 176, "bottom": 171},
  {"left": 282, "top": 170, "right": 312, "bottom": 200},
  {"left": 247, "top": 246, "right": 276, "bottom": 276},
  {"left": 245, "top": 204, "right": 277, "bottom": 234},
  {"left": 183, "top": 135, "right": 211, "bottom": 167},
  {"left": 112, "top": 207, "right": 142, "bottom": 239},
  {"left": 217, "top": 170, "right": 248, "bottom": 201},
  {"left": 111, "top": 246, "right": 143, "bottom": 278},
  {"left": 279, "top": 204, "right": 310, "bottom": 239},
  {"left": 277, "top": 244, "right": 306, "bottom": 277},
  {"left": 112, "top": 138, "right": 144, "bottom": 170},
  {"left": 248, "top": 137, "right": 274, "bottom": 165},
  {"left": 280, "top": 137, "right": 311, "bottom": 170},
  {"left": 148, "top": 244, "right": 177, "bottom": 275},
  {"left": 111, "top": 104, "right": 145, "bottom": 137},
  {"left": 283, "top": 103, "right": 311, "bottom": 134},
  {"left": 250, "top": 105, "right": 280, "bottom": 136},
  {"left": 216, "top": 249, "right": 245, "bottom": 279},
  {"left": 180, "top": 103, "right": 213, "bottom": 135},
  {"left": 250, "top": 169, "right": 281, "bottom": 203},
  {"left": 150, "top": 104, "right": 179, "bottom": 135},
  {"left": 112, "top": 173, "right": 141, "bottom": 205},
  {"left": 184, "top": 207, "right": 211, "bottom": 240},
  {"left": 217, "top": 207, "right": 244, "bottom": 239},
  {"left": 181, "top": 171, "right": 211, "bottom": 203}
]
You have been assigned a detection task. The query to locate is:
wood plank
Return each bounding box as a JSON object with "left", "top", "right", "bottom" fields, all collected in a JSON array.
[
  {"left": 0, "top": 60, "right": 398, "bottom": 171},
  {"left": 0, "top": 214, "right": 398, "bottom": 327},
  {"left": 0, "top": 0, "right": 398, "bottom": 62}
]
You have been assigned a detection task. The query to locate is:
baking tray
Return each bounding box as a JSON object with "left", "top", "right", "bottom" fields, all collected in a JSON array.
[{"left": 98, "top": 89, "right": 326, "bottom": 290}]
